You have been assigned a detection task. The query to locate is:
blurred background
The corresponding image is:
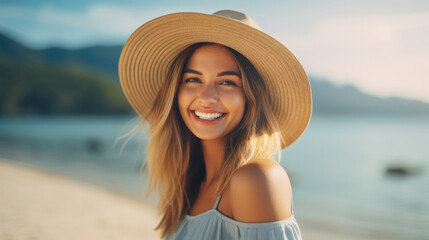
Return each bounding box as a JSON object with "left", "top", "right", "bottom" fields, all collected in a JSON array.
[{"left": 0, "top": 0, "right": 428, "bottom": 239}]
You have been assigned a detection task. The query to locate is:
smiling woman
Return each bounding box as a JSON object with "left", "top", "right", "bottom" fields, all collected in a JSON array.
[{"left": 118, "top": 10, "right": 312, "bottom": 240}]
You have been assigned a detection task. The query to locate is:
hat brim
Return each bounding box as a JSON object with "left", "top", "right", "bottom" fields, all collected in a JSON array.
[{"left": 119, "top": 12, "right": 312, "bottom": 148}]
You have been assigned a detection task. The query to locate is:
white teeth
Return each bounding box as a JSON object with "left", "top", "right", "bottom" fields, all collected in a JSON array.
[{"left": 194, "top": 111, "right": 224, "bottom": 120}]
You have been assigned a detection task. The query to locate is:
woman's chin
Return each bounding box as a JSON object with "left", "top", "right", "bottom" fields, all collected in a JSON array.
[{"left": 191, "top": 132, "right": 226, "bottom": 142}]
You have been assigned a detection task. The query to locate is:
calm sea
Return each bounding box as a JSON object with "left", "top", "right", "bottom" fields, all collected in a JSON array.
[{"left": 0, "top": 115, "right": 428, "bottom": 239}]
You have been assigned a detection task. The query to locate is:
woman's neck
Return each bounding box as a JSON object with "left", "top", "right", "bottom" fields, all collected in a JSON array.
[{"left": 200, "top": 138, "right": 225, "bottom": 187}]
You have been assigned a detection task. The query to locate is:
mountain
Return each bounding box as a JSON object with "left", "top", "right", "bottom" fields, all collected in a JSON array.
[
  {"left": 0, "top": 33, "right": 130, "bottom": 115},
  {"left": 0, "top": 58, "right": 132, "bottom": 115},
  {"left": 0, "top": 33, "right": 122, "bottom": 79},
  {"left": 309, "top": 76, "right": 429, "bottom": 115},
  {"left": 1, "top": 32, "right": 429, "bottom": 116},
  {"left": 39, "top": 45, "right": 122, "bottom": 78}
]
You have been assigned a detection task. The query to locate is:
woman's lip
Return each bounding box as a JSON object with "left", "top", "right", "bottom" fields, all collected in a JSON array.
[
  {"left": 192, "top": 109, "right": 226, "bottom": 114},
  {"left": 190, "top": 110, "right": 226, "bottom": 125}
]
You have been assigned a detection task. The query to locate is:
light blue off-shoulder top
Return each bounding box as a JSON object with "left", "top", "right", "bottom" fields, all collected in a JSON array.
[{"left": 165, "top": 192, "right": 302, "bottom": 240}]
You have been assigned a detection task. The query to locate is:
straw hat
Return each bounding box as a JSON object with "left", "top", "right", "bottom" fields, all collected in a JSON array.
[{"left": 119, "top": 10, "right": 312, "bottom": 148}]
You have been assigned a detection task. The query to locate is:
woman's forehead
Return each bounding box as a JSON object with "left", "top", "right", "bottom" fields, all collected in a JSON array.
[{"left": 185, "top": 44, "right": 239, "bottom": 73}]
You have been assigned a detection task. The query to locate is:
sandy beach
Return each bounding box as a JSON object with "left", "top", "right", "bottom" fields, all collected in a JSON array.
[{"left": 0, "top": 158, "right": 161, "bottom": 240}]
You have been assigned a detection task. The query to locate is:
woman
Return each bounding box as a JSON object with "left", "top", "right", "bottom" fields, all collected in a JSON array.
[{"left": 118, "top": 10, "right": 312, "bottom": 239}]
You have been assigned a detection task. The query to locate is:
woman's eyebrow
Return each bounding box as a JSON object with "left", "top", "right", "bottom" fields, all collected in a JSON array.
[
  {"left": 183, "top": 69, "right": 202, "bottom": 75},
  {"left": 217, "top": 71, "right": 241, "bottom": 77},
  {"left": 183, "top": 69, "right": 241, "bottom": 77}
]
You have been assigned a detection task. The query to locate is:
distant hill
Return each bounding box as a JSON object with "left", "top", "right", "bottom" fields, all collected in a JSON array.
[
  {"left": 0, "top": 33, "right": 122, "bottom": 79},
  {"left": 0, "top": 34, "right": 130, "bottom": 115},
  {"left": 0, "top": 58, "right": 132, "bottom": 115},
  {"left": 310, "top": 76, "right": 429, "bottom": 115},
  {"left": 1, "top": 32, "right": 429, "bottom": 116}
]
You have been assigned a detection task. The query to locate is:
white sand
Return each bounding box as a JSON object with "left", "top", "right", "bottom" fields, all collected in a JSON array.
[{"left": 0, "top": 158, "right": 161, "bottom": 240}]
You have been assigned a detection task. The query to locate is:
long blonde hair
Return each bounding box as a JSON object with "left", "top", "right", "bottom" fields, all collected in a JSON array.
[{"left": 117, "top": 42, "right": 283, "bottom": 239}]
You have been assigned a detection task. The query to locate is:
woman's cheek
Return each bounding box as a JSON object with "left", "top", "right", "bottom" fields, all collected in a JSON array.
[{"left": 227, "top": 90, "right": 245, "bottom": 105}]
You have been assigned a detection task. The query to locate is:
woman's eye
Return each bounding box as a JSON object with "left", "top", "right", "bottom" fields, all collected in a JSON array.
[
  {"left": 220, "top": 81, "right": 237, "bottom": 86},
  {"left": 184, "top": 78, "right": 200, "bottom": 83}
]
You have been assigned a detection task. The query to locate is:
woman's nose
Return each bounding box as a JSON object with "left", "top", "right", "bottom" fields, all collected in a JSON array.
[{"left": 198, "top": 83, "right": 218, "bottom": 104}]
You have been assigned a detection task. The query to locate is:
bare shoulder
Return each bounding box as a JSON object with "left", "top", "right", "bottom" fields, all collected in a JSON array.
[{"left": 229, "top": 158, "right": 293, "bottom": 222}]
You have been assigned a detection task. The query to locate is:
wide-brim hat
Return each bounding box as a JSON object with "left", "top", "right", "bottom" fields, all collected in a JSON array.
[{"left": 119, "top": 10, "right": 312, "bottom": 149}]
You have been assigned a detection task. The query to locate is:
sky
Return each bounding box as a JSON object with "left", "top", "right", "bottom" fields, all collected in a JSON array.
[{"left": 1, "top": 0, "right": 429, "bottom": 103}]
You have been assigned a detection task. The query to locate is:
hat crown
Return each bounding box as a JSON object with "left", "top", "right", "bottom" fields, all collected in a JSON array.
[{"left": 213, "top": 10, "right": 261, "bottom": 30}]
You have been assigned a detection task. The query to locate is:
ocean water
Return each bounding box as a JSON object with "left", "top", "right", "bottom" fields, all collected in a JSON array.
[
  {"left": 0, "top": 115, "right": 428, "bottom": 239},
  {"left": 285, "top": 115, "right": 429, "bottom": 239}
]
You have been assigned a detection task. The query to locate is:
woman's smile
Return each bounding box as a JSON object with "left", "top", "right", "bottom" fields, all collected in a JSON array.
[
  {"left": 191, "top": 110, "right": 227, "bottom": 125},
  {"left": 177, "top": 44, "right": 246, "bottom": 140},
  {"left": 193, "top": 110, "right": 225, "bottom": 120}
]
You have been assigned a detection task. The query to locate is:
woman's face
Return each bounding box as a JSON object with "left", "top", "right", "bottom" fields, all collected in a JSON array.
[{"left": 177, "top": 44, "right": 246, "bottom": 141}]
